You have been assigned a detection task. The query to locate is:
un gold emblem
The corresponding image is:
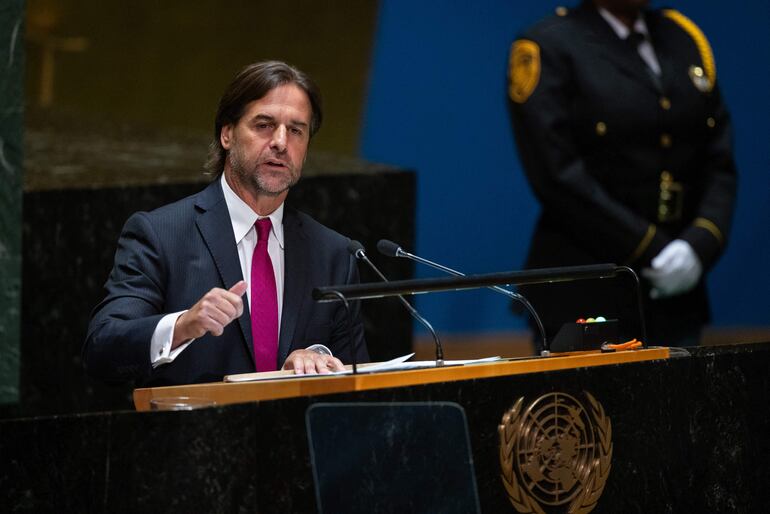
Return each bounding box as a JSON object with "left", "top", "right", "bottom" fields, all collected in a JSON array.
[
  {"left": 509, "top": 39, "right": 540, "bottom": 103},
  {"left": 498, "top": 392, "right": 612, "bottom": 514}
]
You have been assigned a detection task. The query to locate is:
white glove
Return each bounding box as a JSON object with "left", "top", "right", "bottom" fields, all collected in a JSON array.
[{"left": 641, "top": 239, "right": 702, "bottom": 299}]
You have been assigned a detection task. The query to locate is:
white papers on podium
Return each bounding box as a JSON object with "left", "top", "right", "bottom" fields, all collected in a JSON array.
[
  {"left": 223, "top": 354, "right": 501, "bottom": 383},
  {"left": 377, "top": 355, "right": 502, "bottom": 371}
]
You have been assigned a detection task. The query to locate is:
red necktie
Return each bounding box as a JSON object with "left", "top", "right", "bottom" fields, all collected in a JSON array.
[{"left": 251, "top": 218, "right": 278, "bottom": 371}]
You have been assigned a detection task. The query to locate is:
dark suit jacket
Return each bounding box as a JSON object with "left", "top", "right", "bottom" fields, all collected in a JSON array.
[
  {"left": 84, "top": 179, "right": 368, "bottom": 386},
  {"left": 509, "top": 4, "right": 737, "bottom": 344}
]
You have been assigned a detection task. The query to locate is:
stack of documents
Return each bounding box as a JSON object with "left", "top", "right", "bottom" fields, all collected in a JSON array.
[{"left": 224, "top": 354, "right": 501, "bottom": 383}]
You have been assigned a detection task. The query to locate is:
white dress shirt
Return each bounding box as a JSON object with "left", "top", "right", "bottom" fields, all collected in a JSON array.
[
  {"left": 149, "top": 174, "right": 285, "bottom": 367},
  {"left": 598, "top": 7, "right": 662, "bottom": 76}
]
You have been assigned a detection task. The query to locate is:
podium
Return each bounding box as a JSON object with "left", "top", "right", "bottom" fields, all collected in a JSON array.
[
  {"left": 2, "top": 343, "right": 769, "bottom": 513},
  {"left": 133, "top": 348, "right": 668, "bottom": 410}
]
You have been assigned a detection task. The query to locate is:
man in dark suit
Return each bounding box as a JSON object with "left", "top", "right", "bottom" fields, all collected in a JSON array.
[
  {"left": 509, "top": 1, "right": 737, "bottom": 346},
  {"left": 84, "top": 61, "right": 368, "bottom": 386}
]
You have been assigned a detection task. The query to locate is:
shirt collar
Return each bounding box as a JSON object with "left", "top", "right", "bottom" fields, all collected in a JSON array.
[
  {"left": 220, "top": 173, "right": 285, "bottom": 248},
  {"left": 598, "top": 7, "right": 650, "bottom": 40}
]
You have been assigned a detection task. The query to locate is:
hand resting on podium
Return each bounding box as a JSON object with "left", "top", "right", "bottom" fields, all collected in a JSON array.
[{"left": 171, "top": 280, "right": 344, "bottom": 375}]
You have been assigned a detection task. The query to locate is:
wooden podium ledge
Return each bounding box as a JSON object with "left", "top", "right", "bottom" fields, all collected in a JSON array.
[{"left": 133, "top": 347, "right": 669, "bottom": 411}]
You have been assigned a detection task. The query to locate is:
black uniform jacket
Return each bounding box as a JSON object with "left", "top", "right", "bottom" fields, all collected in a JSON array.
[
  {"left": 84, "top": 179, "right": 368, "bottom": 386},
  {"left": 509, "top": 4, "right": 737, "bottom": 343}
]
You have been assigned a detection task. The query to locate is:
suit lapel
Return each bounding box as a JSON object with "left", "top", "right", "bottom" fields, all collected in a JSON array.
[
  {"left": 278, "top": 208, "right": 309, "bottom": 365},
  {"left": 194, "top": 180, "right": 254, "bottom": 365},
  {"left": 646, "top": 12, "right": 678, "bottom": 94},
  {"left": 578, "top": 6, "right": 661, "bottom": 93}
]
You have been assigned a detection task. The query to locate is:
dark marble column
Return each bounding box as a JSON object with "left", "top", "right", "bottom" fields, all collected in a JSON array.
[
  {"left": 18, "top": 170, "right": 415, "bottom": 417},
  {"left": 0, "top": 1, "right": 24, "bottom": 405}
]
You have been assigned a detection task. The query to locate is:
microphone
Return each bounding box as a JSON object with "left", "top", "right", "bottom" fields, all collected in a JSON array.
[
  {"left": 377, "top": 239, "right": 550, "bottom": 356},
  {"left": 348, "top": 240, "right": 445, "bottom": 365}
]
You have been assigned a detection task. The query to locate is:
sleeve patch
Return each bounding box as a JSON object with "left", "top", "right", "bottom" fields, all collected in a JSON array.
[{"left": 509, "top": 39, "right": 541, "bottom": 104}]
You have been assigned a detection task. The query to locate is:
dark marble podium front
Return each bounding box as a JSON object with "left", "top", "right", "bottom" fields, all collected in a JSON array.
[{"left": 1, "top": 342, "right": 768, "bottom": 513}]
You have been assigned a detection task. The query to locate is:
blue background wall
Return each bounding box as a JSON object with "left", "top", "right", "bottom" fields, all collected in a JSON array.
[{"left": 361, "top": 0, "right": 770, "bottom": 334}]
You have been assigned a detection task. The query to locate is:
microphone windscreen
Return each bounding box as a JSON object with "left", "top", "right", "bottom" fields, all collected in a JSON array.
[
  {"left": 347, "top": 240, "right": 365, "bottom": 257},
  {"left": 377, "top": 239, "right": 401, "bottom": 257}
]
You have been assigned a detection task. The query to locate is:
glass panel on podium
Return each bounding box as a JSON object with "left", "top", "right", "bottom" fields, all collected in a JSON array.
[{"left": 306, "top": 402, "right": 481, "bottom": 514}]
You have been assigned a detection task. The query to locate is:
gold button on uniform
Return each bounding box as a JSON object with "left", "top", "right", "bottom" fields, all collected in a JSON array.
[
  {"left": 660, "top": 133, "right": 672, "bottom": 148},
  {"left": 707, "top": 117, "right": 716, "bottom": 128},
  {"left": 659, "top": 97, "right": 671, "bottom": 110},
  {"left": 555, "top": 6, "right": 568, "bottom": 16},
  {"left": 595, "top": 121, "right": 607, "bottom": 136}
]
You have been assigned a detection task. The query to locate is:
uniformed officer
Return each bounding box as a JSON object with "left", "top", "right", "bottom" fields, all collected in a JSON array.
[{"left": 508, "top": 0, "right": 737, "bottom": 346}]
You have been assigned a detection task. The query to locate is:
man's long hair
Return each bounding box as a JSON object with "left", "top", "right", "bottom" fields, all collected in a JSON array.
[{"left": 204, "top": 60, "right": 323, "bottom": 175}]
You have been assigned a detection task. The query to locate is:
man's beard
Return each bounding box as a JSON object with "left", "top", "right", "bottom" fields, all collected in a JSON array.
[{"left": 228, "top": 145, "right": 299, "bottom": 197}]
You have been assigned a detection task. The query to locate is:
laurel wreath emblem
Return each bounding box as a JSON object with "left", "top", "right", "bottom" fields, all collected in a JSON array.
[{"left": 498, "top": 392, "right": 613, "bottom": 514}]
